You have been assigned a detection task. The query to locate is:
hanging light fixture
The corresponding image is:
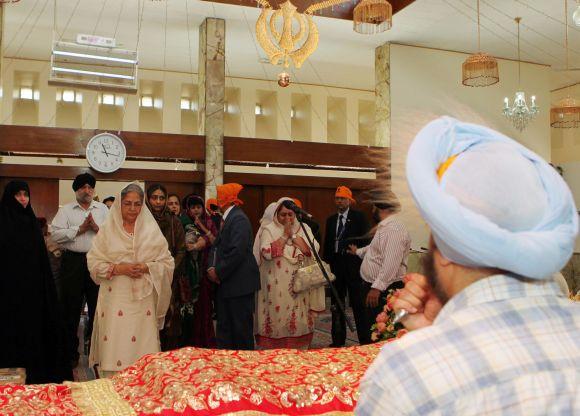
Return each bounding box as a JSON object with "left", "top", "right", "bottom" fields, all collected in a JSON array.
[
  {"left": 573, "top": 0, "right": 580, "bottom": 26},
  {"left": 503, "top": 17, "right": 539, "bottom": 132},
  {"left": 551, "top": 0, "right": 580, "bottom": 128},
  {"left": 353, "top": 0, "right": 392, "bottom": 34},
  {"left": 462, "top": 0, "right": 499, "bottom": 86},
  {"left": 551, "top": 97, "right": 580, "bottom": 128}
]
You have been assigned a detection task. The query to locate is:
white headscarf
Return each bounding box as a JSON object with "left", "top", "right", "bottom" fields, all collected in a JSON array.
[
  {"left": 253, "top": 201, "right": 281, "bottom": 266},
  {"left": 406, "top": 116, "right": 578, "bottom": 279},
  {"left": 87, "top": 184, "right": 174, "bottom": 329}
]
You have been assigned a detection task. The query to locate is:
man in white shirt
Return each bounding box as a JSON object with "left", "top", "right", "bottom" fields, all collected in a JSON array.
[
  {"left": 51, "top": 173, "right": 109, "bottom": 368},
  {"left": 347, "top": 190, "right": 410, "bottom": 343}
]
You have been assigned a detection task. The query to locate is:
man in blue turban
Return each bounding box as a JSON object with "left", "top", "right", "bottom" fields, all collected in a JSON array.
[{"left": 357, "top": 117, "right": 579, "bottom": 415}]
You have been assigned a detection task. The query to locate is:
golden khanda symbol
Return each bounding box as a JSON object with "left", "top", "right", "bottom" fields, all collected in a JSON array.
[{"left": 256, "top": 1, "right": 318, "bottom": 69}]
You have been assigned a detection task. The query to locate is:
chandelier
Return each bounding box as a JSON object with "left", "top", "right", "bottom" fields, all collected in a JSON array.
[
  {"left": 551, "top": 0, "right": 579, "bottom": 128},
  {"left": 462, "top": 0, "right": 498, "bottom": 86},
  {"left": 503, "top": 17, "right": 538, "bottom": 132},
  {"left": 551, "top": 97, "right": 580, "bottom": 128},
  {"left": 353, "top": 0, "right": 392, "bottom": 34},
  {"left": 255, "top": 0, "right": 351, "bottom": 69}
]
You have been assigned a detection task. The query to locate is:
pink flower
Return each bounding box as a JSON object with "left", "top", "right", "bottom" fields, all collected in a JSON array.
[
  {"left": 376, "top": 312, "right": 388, "bottom": 324},
  {"left": 376, "top": 322, "right": 387, "bottom": 332}
]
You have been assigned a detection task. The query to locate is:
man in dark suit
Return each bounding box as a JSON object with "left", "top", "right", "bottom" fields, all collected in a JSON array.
[
  {"left": 323, "top": 186, "right": 370, "bottom": 346},
  {"left": 208, "top": 183, "right": 260, "bottom": 350}
]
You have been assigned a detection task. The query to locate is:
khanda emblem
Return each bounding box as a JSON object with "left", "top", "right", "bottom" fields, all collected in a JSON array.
[{"left": 256, "top": 0, "right": 319, "bottom": 69}]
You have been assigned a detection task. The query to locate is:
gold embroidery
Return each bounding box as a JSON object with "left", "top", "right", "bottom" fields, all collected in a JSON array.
[
  {"left": 112, "top": 344, "right": 382, "bottom": 414},
  {"left": 67, "top": 379, "right": 136, "bottom": 416},
  {"left": 0, "top": 384, "right": 78, "bottom": 415}
]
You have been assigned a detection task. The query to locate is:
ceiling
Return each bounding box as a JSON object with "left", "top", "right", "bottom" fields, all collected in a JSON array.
[{"left": 2, "top": 0, "right": 580, "bottom": 91}]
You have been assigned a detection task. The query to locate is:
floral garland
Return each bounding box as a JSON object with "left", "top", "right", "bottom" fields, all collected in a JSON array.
[{"left": 370, "top": 289, "right": 408, "bottom": 342}]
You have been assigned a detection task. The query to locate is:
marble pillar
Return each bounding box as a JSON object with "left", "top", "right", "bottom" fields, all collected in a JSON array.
[
  {"left": 375, "top": 43, "right": 391, "bottom": 148},
  {"left": 199, "top": 18, "right": 225, "bottom": 200},
  {"left": 0, "top": 4, "right": 4, "bottom": 118}
]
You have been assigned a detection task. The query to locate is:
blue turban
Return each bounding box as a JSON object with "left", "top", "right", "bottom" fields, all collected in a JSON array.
[{"left": 406, "top": 116, "right": 578, "bottom": 279}]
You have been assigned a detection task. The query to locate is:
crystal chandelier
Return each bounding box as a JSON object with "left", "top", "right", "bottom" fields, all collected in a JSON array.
[
  {"left": 462, "top": 0, "right": 499, "bottom": 87},
  {"left": 573, "top": 0, "right": 580, "bottom": 26},
  {"left": 503, "top": 17, "right": 539, "bottom": 132}
]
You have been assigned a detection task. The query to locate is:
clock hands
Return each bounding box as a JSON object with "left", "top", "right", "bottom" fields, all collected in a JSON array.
[{"left": 101, "top": 143, "right": 120, "bottom": 157}]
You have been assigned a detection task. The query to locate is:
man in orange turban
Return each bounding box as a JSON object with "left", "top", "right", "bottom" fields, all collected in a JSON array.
[
  {"left": 323, "top": 185, "right": 370, "bottom": 347},
  {"left": 208, "top": 183, "right": 260, "bottom": 350}
]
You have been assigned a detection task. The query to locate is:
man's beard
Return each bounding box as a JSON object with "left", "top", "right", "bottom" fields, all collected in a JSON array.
[
  {"left": 421, "top": 246, "right": 449, "bottom": 305},
  {"left": 76, "top": 192, "right": 92, "bottom": 204}
]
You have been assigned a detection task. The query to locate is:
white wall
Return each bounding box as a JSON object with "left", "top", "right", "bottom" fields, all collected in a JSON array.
[
  {"left": 560, "top": 162, "right": 580, "bottom": 253},
  {"left": 390, "top": 44, "right": 552, "bottom": 250}
]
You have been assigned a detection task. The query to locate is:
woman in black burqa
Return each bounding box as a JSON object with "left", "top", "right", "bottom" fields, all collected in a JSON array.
[{"left": 0, "top": 181, "right": 71, "bottom": 384}]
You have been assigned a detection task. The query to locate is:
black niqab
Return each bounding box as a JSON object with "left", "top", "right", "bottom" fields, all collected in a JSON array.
[{"left": 0, "top": 181, "right": 71, "bottom": 384}]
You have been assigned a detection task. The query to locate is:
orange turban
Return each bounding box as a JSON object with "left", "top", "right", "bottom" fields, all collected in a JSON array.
[
  {"left": 206, "top": 198, "right": 218, "bottom": 211},
  {"left": 335, "top": 186, "right": 355, "bottom": 204},
  {"left": 217, "top": 183, "right": 244, "bottom": 208},
  {"left": 292, "top": 198, "right": 303, "bottom": 208}
]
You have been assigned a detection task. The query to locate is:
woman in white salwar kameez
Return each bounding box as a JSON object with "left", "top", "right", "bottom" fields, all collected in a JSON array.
[
  {"left": 87, "top": 184, "right": 174, "bottom": 377},
  {"left": 255, "top": 198, "right": 325, "bottom": 350}
]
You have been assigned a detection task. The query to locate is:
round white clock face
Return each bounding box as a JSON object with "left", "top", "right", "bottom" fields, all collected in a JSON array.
[{"left": 85, "top": 133, "right": 127, "bottom": 173}]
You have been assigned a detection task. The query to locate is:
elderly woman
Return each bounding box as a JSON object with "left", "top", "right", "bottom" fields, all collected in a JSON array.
[
  {"left": 255, "top": 197, "right": 325, "bottom": 350},
  {"left": 87, "top": 184, "right": 174, "bottom": 377}
]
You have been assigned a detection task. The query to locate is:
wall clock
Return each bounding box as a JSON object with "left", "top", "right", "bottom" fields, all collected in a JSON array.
[{"left": 85, "top": 133, "right": 127, "bottom": 173}]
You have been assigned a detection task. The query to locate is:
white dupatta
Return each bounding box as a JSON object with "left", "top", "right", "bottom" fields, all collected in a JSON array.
[{"left": 87, "top": 189, "right": 174, "bottom": 329}]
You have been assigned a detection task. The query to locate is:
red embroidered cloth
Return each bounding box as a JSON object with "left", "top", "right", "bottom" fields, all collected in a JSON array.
[{"left": 0, "top": 343, "right": 386, "bottom": 415}]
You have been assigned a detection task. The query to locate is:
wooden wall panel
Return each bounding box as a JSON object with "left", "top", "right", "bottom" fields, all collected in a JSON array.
[
  {"left": 238, "top": 185, "right": 264, "bottom": 236},
  {"left": 0, "top": 177, "right": 59, "bottom": 222},
  {"left": 224, "top": 173, "right": 384, "bottom": 190},
  {"left": 144, "top": 181, "right": 202, "bottom": 211},
  {"left": 225, "top": 137, "right": 389, "bottom": 169},
  {"left": 0, "top": 165, "right": 203, "bottom": 183},
  {"left": 0, "top": 125, "right": 205, "bottom": 161}
]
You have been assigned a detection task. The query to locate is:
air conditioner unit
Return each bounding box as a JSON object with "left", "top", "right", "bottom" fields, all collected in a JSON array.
[
  {"left": 48, "top": 39, "right": 138, "bottom": 94},
  {"left": 76, "top": 34, "right": 116, "bottom": 48}
]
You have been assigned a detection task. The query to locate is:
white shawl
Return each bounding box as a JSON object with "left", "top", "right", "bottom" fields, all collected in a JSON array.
[{"left": 87, "top": 189, "right": 174, "bottom": 329}]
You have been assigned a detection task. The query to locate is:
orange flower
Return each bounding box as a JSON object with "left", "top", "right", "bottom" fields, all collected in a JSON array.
[{"left": 376, "top": 322, "right": 387, "bottom": 332}]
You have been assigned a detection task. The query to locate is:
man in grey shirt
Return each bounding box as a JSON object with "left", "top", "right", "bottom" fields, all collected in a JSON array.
[{"left": 51, "top": 173, "right": 108, "bottom": 368}]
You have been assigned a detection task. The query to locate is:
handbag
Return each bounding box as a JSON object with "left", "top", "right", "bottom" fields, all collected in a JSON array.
[{"left": 292, "top": 257, "right": 336, "bottom": 294}]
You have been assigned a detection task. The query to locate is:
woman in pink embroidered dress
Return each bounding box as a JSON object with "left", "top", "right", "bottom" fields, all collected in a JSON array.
[{"left": 255, "top": 198, "right": 325, "bottom": 349}]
